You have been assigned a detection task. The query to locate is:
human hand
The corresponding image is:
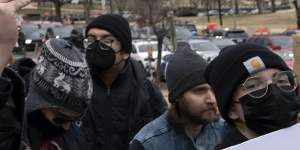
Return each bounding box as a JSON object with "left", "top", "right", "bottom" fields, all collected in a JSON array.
[{"left": 0, "top": 0, "right": 31, "bottom": 75}]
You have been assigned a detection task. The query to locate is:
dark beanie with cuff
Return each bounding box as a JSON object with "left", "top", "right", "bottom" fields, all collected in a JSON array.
[
  {"left": 166, "top": 43, "right": 208, "bottom": 103},
  {"left": 85, "top": 14, "right": 132, "bottom": 53},
  {"left": 204, "top": 43, "right": 290, "bottom": 123}
]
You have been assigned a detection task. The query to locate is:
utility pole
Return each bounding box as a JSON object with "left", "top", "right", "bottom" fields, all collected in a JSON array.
[
  {"left": 293, "top": 0, "right": 300, "bottom": 29},
  {"left": 84, "top": 0, "right": 91, "bottom": 23},
  {"left": 232, "top": 0, "right": 237, "bottom": 28},
  {"left": 110, "top": 0, "right": 113, "bottom": 13},
  {"left": 218, "top": 0, "right": 223, "bottom": 26},
  {"left": 170, "top": 11, "right": 176, "bottom": 52},
  {"left": 234, "top": 0, "right": 239, "bottom": 14},
  {"left": 206, "top": 0, "right": 210, "bottom": 23}
]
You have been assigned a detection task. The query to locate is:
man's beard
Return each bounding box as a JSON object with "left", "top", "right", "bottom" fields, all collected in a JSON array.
[{"left": 180, "top": 103, "right": 219, "bottom": 125}]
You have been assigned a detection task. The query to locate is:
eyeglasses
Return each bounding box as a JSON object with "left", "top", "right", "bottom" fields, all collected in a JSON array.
[
  {"left": 83, "top": 35, "right": 116, "bottom": 49},
  {"left": 242, "top": 71, "right": 298, "bottom": 99},
  {"left": 52, "top": 112, "right": 81, "bottom": 125}
]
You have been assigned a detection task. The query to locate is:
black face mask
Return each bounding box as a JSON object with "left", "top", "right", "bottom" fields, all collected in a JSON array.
[
  {"left": 239, "top": 84, "right": 300, "bottom": 135},
  {"left": 85, "top": 41, "right": 116, "bottom": 73},
  {"left": 27, "top": 110, "right": 66, "bottom": 140}
]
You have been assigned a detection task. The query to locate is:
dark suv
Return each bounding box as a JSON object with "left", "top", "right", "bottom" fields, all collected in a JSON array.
[{"left": 209, "top": 29, "right": 249, "bottom": 43}]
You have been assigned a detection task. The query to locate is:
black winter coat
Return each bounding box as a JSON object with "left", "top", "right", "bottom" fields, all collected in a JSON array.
[
  {"left": 0, "top": 67, "right": 25, "bottom": 150},
  {"left": 215, "top": 124, "right": 248, "bottom": 149},
  {"left": 82, "top": 58, "right": 167, "bottom": 150}
]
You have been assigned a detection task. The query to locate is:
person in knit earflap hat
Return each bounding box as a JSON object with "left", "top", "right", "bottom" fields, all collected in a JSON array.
[
  {"left": 205, "top": 43, "right": 300, "bottom": 148},
  {"left": 24, "top": 38, "right": 93, "bottom": 149},
  {"left": 128, "top": 43, "right": 226, "bottom": 150}
]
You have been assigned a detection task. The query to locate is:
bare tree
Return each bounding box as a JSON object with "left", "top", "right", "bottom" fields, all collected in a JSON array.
[
  {"left": 256, "top": 0, "right": 263, "bottom": 14},
  {"left": 271, "top": 0, "right": 276, "bottom": 13},
  {"left": 293, "top": 0, "right": 300, "bottom": 29},
  {"left": 131, "top": 0, "right": 172, "bottom": 82},
  {"left": 84, "top": 0, "right": 92, "bottom": 23},
  {"left": 234, "top": 0, "right": 239, "bottom": 15},
  {"left": 113, "top": 0, "right": 129, "bottom": 14},
  {"left": 49, "top": 0, "right": 64, "bottom": 19}
]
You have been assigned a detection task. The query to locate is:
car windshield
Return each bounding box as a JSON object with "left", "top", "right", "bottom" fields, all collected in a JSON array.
[
  {"left": 53, "top": 26, "right": 74, "bottom": 38},
  {"left": 189, "top": 41, "right": 220, "bottom": 51},
  {"left": 275, "top": 51, "right": 293, "bottom": 60},
  {"left": 21, "top": 23, "right": 39, "bottom": 38},
  {"left": 138, "top": 43, "right": 158, "bottom": 52},
  {"left": 176, "top": 25, "right": 197, "bottom": 34},
  {"left": 27, "top": 28, "right": 47, "bottom": 40},
  {"left": 270, "top": 36, "right": 293, "bottom": 49},
  {"left": 176, "top": 27, "right": 194, "bottom": 39}
]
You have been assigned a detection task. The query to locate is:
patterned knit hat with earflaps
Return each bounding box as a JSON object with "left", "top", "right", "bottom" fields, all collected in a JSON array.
[{"left": 27, "top": 39, "right": 93, "bottom": 114}]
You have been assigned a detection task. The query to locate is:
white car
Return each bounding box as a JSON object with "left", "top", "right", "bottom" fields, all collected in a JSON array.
[
  {"left": 179, "top": 39, "right": 220, "bottom": 62},
  {"left": 131, "top": 40, "right": 172, "bottom": 68}
]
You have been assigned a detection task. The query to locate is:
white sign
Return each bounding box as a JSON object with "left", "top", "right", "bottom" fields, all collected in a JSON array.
[{"left": 225, "top": 123, "right": 300, "bottom": 150}]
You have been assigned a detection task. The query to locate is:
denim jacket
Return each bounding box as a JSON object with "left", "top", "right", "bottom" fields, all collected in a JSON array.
[{"left": 129, "top": 112, "right": 227, "bottom": 150}]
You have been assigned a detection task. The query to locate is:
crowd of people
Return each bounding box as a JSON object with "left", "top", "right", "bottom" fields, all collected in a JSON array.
[{"left": 0, "top": 0, "right": 300, "bottom": 150}]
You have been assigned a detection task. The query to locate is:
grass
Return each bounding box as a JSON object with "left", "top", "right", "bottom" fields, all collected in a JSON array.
[
  {"left": 176, "top": 9, "right": 298, "bottom": 33},
  {"left": 20, "top": 3, "right": 298, "bottom": 33}
]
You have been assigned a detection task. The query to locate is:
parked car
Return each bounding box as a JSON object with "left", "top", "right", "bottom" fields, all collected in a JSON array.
[
  {"left": 282, "top": 29, "right": 300, "bottom": 36},
  {"left": 52, "top": 25, "right": 74, "bottom": 40},
  {"left": 224, "top": 29, "right": 249, "bottom": 43},
  {"left": 274, "top": 50, "right": 294, "bottom": 69},
  {"left": 174, "top": 7, "right": 199, "bottom": 17},
  {"left": 20, "top": 23, "right": 40, "bottom": 38},
  {"left": 209, "top": 38, "right": 236, "bottom": 50},
  {"left": 209, "top": 29, "right": 248, "bottom": 43},
  {"left": 227, "top": 8, "right": 249, "bottom": 15},
  {"left": 163, "top": 26, "right": 197, "bottom": 49},
  {"left": 160, "top": 39, "right": 221, "bottom": 81},
  {"left": 247, "top": 35, "right": 293, "bottom": 51},
  {"left": 131, "top": 40, "right": 172, "bottom": 68},
  {"left": 206, "top": 10, "right": 225, "bottom": 16},
  {"left": 178, "top": 39, "right": 220, "bottom": 62},
  {"left": 24, "top": 25, "right": 74, "bottom": 52},
  {"left": 24, "top": 28, "right": 47, "bottom": 52},
  {"left": 250, "top": 8, "right": 259, "bottom": 14},
  {"left": 175, "top": 24, "right": 198, "bottom": 36}
]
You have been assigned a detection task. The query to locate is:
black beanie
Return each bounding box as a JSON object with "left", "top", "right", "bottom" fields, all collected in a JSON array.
[
  {"left": 204, "top": 43, "right": 290, "bottom": 123},
  {"left": 85, "top": 14, "right": 132, "bottom": 53},
  {"left": 166, "top": 42, "right": 208, "bottom": 103}
]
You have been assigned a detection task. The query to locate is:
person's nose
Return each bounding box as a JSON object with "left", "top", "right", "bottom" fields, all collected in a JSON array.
[{"left": 205, "top": 90, "right": 217, "bottom": 104}]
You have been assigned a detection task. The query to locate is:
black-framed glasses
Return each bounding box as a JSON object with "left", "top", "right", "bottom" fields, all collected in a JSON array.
[
  {"left": 242, "top": 71, "right": 298, "bottom": 99},
  {"left": 83, "top": 35, "right": 116, "bottom": 49},
  {"left": 52, "top": 112, "right": 81, "bottom": 125}
]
